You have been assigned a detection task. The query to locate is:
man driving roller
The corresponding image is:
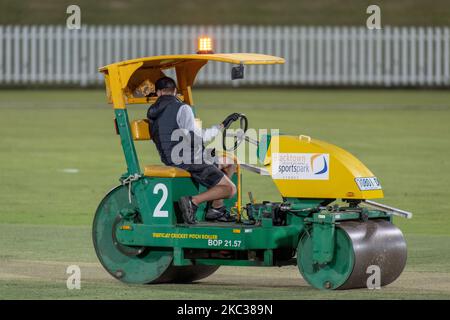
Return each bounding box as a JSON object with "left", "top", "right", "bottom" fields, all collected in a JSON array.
[{"left": 147, "top": 76, "right": 240, "bottom": 224}]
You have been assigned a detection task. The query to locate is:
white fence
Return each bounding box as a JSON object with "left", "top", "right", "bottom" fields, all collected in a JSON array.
[{"left": 1, "top": 25, "right": 449, "bottom": 87}]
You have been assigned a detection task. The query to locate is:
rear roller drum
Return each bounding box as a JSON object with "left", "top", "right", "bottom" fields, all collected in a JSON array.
[
  {"left": 92, "top": 185, "right": 218, "bottom": 284},
  {"left": 297, "top": 219, "right": 407, "bottom": 290}
]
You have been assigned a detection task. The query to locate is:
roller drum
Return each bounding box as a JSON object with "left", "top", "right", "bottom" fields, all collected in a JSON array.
[
  {"left": 93, "top": 185, "right": 219, "bottom": 284},
  {"left": 338, "top": 219, "right": 407, "bottom": 289},
  {"left": 298, "top": 219, "right": 407, "bottom": 290}
]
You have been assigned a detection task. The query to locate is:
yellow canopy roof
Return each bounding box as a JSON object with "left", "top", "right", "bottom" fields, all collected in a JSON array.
[
  {"left": 100, "top": 53, "right": 285, "bottom": 107},
  {"left": 99, "top": 53, "right": 285, "bottom": 72}
]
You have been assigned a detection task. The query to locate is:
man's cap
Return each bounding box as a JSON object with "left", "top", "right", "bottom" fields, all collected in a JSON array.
[{"left": 155, "top": 77, "right": 177, "bottom": 91}]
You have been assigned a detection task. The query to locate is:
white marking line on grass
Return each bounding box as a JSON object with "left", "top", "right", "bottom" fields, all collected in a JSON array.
[{"left": 60, "top": 168, "right": 80, "bottom": 174}]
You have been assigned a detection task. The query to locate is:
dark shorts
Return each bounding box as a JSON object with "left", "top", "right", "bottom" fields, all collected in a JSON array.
[{"left": 177, "top": 163, "right": 224, "bottom": 188}]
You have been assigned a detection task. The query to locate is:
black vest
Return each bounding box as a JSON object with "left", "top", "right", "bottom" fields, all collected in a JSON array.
[{"left": 147, "top": 95, "right": 184, "bottom": 165}]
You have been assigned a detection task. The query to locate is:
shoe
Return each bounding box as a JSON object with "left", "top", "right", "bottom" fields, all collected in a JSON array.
[
  {"left": 206, "top": 206, "right": 236, "bottom": 222},
  {"left": 217, "top": 210, "right": 237, "bottom": 222},
  {"left": 178, "top": 196, "right": 198, "bottom": 224}
]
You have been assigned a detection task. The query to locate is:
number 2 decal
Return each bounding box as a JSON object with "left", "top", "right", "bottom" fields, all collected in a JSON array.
[{"left": 153, "top": 183, "right": 169, "bottom": 217}]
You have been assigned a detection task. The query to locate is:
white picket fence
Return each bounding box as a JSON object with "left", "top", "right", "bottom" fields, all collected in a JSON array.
[{"left": 1, "top": 25, "right": 449, "bottom": 87}]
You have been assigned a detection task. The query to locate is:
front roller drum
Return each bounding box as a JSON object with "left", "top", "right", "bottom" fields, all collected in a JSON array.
[
  {"left": 92, "top": 185, "right": 218, "bottom": 284},
  {"left": 298, "top": 219, "right": 407, "bottom": 290}
]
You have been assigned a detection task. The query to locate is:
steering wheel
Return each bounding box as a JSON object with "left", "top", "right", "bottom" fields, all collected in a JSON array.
[{"left": 222, "top": 114, "right": 248, "bottom": 151}]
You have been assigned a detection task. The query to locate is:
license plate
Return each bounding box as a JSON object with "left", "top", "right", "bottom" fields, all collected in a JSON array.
[{"left": 355, "top": 177, "right": 382, "bottom": 191}]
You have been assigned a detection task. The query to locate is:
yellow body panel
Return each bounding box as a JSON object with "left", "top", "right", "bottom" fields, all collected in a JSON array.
[
  {"left": 265, "top": 135, "right": 384, "bottom": 200},
  {"left": 107, "top": 65, "right": 127, "bottom": 109},
  {"left": 144, "top": 165, "right": 191, "bottom": 178}
]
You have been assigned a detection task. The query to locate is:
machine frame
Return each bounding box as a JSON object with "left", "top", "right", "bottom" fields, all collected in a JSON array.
[{"left": 94, "top": 50, "right": 410, "bottom": 290}]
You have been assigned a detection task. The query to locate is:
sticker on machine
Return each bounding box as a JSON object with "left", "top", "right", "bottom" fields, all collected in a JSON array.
[
  {"left": 355, "top": 177, "right": 382, "bottom": 191},
  {"left": 271, "top": 153, "right": 330, "bottom": 180}
]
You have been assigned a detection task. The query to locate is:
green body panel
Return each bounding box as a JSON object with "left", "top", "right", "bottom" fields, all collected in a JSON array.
[
  {"left": 194, "top": 259, "right": 267, "bottom": 267},
  {"left": 116, "top": 203, "right": 388, "bottom": 254},
  {"left": 115, "top": 109, "right": 141, "bottom": 175},
  {"left": 115, "top": 222, "right": 302, "bottom": 251},
  {"left": 284, "top": 198, "right": 327, "bottom": 211},
  {"left": 126, "top": 176, "right": 239, "bottom": 225},
  {"left": 297, "top": 226, "right": 356, "bottom": 290},
  {"left": 312, "top": 218, "right": 335, "bottom": 265},
  {"left": 256, "top": 133, "right": 271, "bottom": 163},
  {"left": 137, "top": 177, "right": 199, "bottom": 225}
]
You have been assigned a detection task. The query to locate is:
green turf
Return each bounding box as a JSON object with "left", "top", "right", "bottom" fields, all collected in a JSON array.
[
  {"left": 1, "top": 224, "right": 450, "bottom": 299},
  {"left": 0, "top": 88, "right": 450, "bottom": 299},
  {"left": 1, "top": 89, "right": 449, "bottom": 234},
  {"left": 2, "top": 0, "right": 450, "bottom": 26}
]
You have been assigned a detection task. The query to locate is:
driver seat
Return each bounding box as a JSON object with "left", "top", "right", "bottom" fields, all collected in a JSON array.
[{"left": 130, "top": 119, "right": 191, "bottom": 178}]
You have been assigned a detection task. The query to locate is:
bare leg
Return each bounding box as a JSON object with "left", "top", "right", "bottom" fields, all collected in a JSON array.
[
  {"left": 191, "top": 173, "right": 236, "bottom": 206},
  {"left": 211, "top": 164, "right": 236, "bottom": 208}
]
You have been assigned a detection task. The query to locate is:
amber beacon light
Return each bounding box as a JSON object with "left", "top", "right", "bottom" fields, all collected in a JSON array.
[{"left": 197, "top": 36, "right": 214, "bottom": 54}]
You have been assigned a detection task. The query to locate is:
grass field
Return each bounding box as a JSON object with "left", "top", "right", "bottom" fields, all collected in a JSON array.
[
  {"left": 1, "top": 89, "right": 450, "bottom": 299},
  {"left": 2, "top": 0, "right": 450, "bottom": 26}
]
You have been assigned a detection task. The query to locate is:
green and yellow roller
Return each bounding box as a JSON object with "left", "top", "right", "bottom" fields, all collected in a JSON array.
[{"left": 92, "top": 36, "right": 411, "bottom": 290}]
